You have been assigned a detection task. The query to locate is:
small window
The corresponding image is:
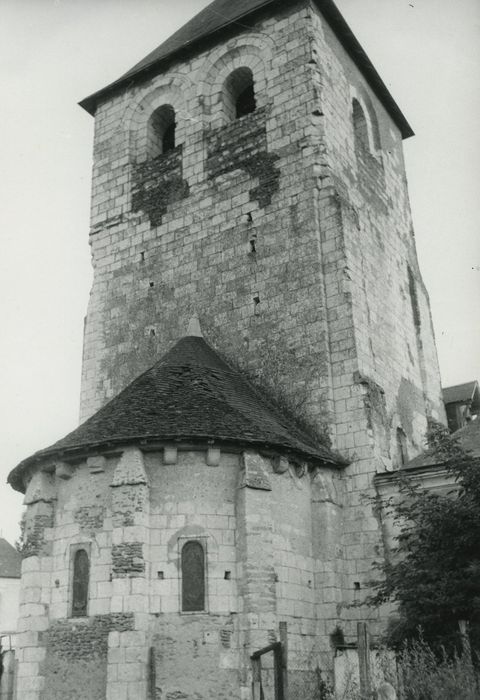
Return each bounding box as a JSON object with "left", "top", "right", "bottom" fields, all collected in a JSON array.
[
  {"left": 147, "top": 104, "right": 176, "bottom": 157},
  {"left": 396, "top": 427, "right": 408, "bottom": 467},
  {"left": 224, "top": 67, "right": 256, "bottom": 120},
  {"left": 407, "top": 264, "right": 421, "bottom": 331},
  {"left": 71, "top": 548, "right": 89, "bottom": 617},
  {"left": 352, "top": 98, "right": 369, "bottom": 152},
  {"left": 181, "top": 540, "right": 205, "bottom": 612}
]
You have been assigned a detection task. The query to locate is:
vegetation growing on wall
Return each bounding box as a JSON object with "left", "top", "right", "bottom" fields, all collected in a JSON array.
[
  {"left": 204, "top": 325, "right": 332, "bottom": 449},
  {"left": 370, "top": 420, "right": 480, "bottom": 653}
]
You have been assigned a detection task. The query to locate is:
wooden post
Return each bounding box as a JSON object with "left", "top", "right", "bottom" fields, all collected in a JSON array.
[
  {"left": 274, "top": 645, "right": 284, "bottom": 700},
  {"left": 458, "top": 620, "right": 471, "bottom": 656},
  {"left": 279, "top": 621, "right": 288, "bottom": 700},
  {"left": 357, "top": 622, "right": 371, "bottom": 699},
  {"left": 252, "top": 657, "right": 262, "bottom": 700},
  {"left": 0, "top": 646, "right": 16, "bottom": 700},
  {"left": 148, "top": 647, "right": 156, "bottom": 700}
]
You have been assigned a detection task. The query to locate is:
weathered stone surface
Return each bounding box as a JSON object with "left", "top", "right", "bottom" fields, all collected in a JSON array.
[
  {"left": 45, "top": 614, "right": 134, "bottom": 660},
  {"left": 206, "top": 107, "right": 280, "bottom": 208},
  {"left": 110, "top": 448, "right": 148, "bottom": 487},
  {"left": 87, "top": 455, "right": 107, "bottom": 474},
  {"left": 74, "top": 505, "right": 105, "bottom": 534},
  {"left": 23, "top": 472, "right": 56, "bottom": 506},
  {"left": 22, "top": 501, "right": 55, "bottom": 558},
  {"left": 55, "top": 462, "right": 74, "bottom": 480},
  {"left": 40, "top": 614, "right": 134, "bottom": 700},
  {"left": 239, "top": 451, "right": 272, "bottom": 491},
  {"left": 111, "top": 543, "right": 145, "bottom": 577},
  {"left": 131, "top": 145, "right": 189, "bottom": 227},
  {"left": 14, "top": 1, "right": 448, "bottom": 698}
]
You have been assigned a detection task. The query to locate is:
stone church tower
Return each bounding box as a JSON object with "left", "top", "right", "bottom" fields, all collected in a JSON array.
[{"left": 9, "top": 1, "right": 446, "bottom": 698}]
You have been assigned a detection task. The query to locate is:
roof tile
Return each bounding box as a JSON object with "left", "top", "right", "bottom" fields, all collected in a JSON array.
[
  {"left": 404, "top": 417, "right": 480, "bottom": 470},
  {"left": 0, "top": 538, "right": 22, "bottom": 579},
  {"left": 78, "top": 0, "right": 413, "bottom": 137},
  {"left": 442, "top": 381, "right": 479, "bottom": 406},
  {"left": 9, "top": 336, "right": 344, "bottom": 492}
]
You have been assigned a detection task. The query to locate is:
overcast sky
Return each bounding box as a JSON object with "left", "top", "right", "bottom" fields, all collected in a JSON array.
[{"left": 0, "top": 0, "right": 479, "bottom": 545}]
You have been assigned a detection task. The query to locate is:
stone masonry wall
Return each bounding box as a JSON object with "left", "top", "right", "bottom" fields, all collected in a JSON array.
[
  {"left": 79, "top": 2, "right": 334, "bottom": 442},
  {"left": 145, "top": 449, "right": 242, "bottom": 698},
  {"left": 16, "top": 446, "right": 337, "bottom": 699},
  {"left": 15, "top": 452, "right": 150, "bottom": 700},
  {"left": 41, "top": 614, "right": 134, "bottom": 700},
  {"left": 309, "top": 5, "right": 445, "bottom": 454},
  {"left": 70, "top": 0, "right": 447, "bottom": 681},
  {"left": 80, "top": 0, "right": 444, "bottom": 454},
  {"left": 305, "top": 4, "right": 446, "bottom": 639}
]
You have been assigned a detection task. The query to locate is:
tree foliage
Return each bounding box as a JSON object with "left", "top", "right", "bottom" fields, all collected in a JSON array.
[{"left": 371, "top": 419, "right": 480, "bottom": 651}]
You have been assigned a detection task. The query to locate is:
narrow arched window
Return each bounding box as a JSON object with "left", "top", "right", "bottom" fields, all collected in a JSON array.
[
  {"left": 224, "top": 67, "right": 256, "bottom": 121},
  {"left": 396, "top": 427, "right": 408, "bottom": 467},
  {"left": 352, "top": 98, "right": 369, "bottom": 152},
  {"left": 181, "top": 540, "right": 205, "bottom": 612},
  {"left": 407, "top": 264, "right": 421, "bottom": 331},
  {"left": 368, "top": 104, "right": 381, "bottom": 151},
  {"left": 72, "top": 548, "right": 89, "bottom": 617},
  {"left": 147, "top": 104, "right": 176, "bottom": 157}
]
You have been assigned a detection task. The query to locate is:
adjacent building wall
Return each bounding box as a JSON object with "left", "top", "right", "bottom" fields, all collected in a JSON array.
[{"left": 0, "top": 577, "right": 20, "bottom": 636}]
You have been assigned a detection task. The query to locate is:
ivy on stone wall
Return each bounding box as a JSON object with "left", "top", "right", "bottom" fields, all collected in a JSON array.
[
  {"left": 131, "top": 146, "right": 189, "bottom": 227},
  {"left": 206, "top": 107, "right": 280, "bottom": 208}
]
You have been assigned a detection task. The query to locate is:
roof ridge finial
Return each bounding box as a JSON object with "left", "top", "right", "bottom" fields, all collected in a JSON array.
[{"left": 187, "top": 313, "right": 203, "bottom": 338}]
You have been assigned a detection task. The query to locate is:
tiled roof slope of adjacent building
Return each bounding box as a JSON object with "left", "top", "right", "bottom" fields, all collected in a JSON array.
[
  {"left": 404, "top": 417, "right": 480, "bottom": 471},
  {"left": 0, "top": 538, "right": 22, "bottom": 579},
  {"left": 443, "top": 380, "right": 479, "bottom": 408},
  {"left": 78, "top": 0, "right": 414, "bottom": 138},
  {"left": 8, "top": 335, "right": 345, "bottom": 493}
]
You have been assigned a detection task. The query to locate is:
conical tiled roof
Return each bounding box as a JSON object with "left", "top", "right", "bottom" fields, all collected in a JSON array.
[
  {"left": 119, "top": 0, "right": 273, "bottom": 82},
  {"left": 78, "top": 0, "right": 413, "bottom": 138},
  {"left": 8, "top": 335, "right": 344, "bottom": 492}
]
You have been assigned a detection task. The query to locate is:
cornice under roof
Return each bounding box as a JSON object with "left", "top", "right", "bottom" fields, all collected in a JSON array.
[{"left": 8, "top": 335, "right": 345, "bottom": 493}]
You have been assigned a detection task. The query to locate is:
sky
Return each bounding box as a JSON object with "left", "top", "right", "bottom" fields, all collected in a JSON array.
[{"left": 0, "top": 0, "right": 479, "bottom": 545}]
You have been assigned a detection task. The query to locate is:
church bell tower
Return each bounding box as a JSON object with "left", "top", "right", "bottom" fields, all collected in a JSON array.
[{"left": 10, "top": 1, "right": 446, "bottom": 698}]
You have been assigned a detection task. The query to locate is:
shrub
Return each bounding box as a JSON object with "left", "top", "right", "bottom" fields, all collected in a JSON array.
[{"left": 396, "top": 637, "right": 480, "bottom": 700}]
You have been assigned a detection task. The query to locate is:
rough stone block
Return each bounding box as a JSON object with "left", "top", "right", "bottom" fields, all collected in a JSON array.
[
  {"left": 163, "top": 446, "right": 178, "bottom": 464},
  {"left": 87, "top": 454, "right": 107, "bottom": 474},
  {"left": 23, "top": 472, "right": 56, "bottom": 506},
  {"left": 55, "top": 462, "right": 75, "bottom": 480}
]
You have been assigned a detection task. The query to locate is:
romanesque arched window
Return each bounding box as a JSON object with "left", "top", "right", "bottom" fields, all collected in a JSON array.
[
  {"left": 71, "top": 548, "right": 90, "bottom": 617},
  {"left": 181, "top": 540, "right": 205, "bottom": 612},
  {"left": 352, "top": 98, "right": 370, "bottom": 152},
  {"left": 224, "top": 67, "right": 256, "bottom": 120},
  {"left": 147, "top": 104, "right": 176, "bottom": 157}
]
